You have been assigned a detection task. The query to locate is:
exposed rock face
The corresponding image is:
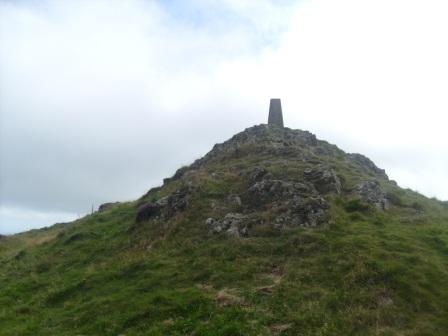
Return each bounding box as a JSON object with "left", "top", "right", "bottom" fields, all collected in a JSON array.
[
  {"left": 275, "top": 196, "right": 329, "bottom": 228},
  {"left": 165, "top": 191, "right": 188, "bottom": 215},
  {"left": 136, "top": 203, "right": 162, "bottom": 223},
  {"left": 304, "top": 166, "right": 342, "bottom": 194},
  {"left": 245, "top": 179, "right": 310, "bottom": 207},
  {"left": 355, "top": 181, "right": 390, "bottom": 210},
  {"left": 227, "top": 194, "right": 242, "bottom": 206},
  {"left": 136, "top": 190, "right": 188, "bottom": 223},
  {"left": 185, "top": 125, "right": 322, "bottom": 171},
  {"left": 139, "top": 124, "right": 397, "bottom": 236},
  {"left": 348, "top": 154, "right": 388, "bottom": 179},
  {"left": 247, "top": 166, "right": 269, "bottom": 183},
  {"left": 205, "top": 213, "right": 248, "bottom": 237}
]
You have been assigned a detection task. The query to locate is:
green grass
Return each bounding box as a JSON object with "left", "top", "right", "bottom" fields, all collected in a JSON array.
[
  {"left": 1, "top": 126, "right": 448, "bottom": 335},
  {"left": 1, "top": 195, "right": 447, "bottom": 335}
]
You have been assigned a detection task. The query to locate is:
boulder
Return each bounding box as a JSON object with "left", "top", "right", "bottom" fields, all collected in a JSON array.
[
  {"left": 137, "top": 190, "right": 188, "bottom": 221},
  {"left": 205, "top": 213, "right": 248, "bottom": 237},
  {"left": 227, "top": 194, "right": 242, "bottom": 206},
  {"left": 304, "top": 166, "right": 342, "bottom": 194},
  {"left": 275, "top": 196, "right": 329, "bottom": 228},
  {"left": 354, "top": 181, "right": 390, "bottom": 210},
  {"left": 166, "top": 191, "right": 187, "bottom": 214},
  {"left": 245, "top": 179, "right": 311, "bottom": 207},
  {"left": 348, "top": 154, "right": 388, "bottom": 179},
  {"left": 136, "top": 202, "right": 162, "bottom": 223},
  {"left": 247, "top": 167, "right": 269, "bottom": 183}
]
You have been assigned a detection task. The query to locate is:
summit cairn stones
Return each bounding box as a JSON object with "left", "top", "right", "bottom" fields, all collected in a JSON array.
[{"left": 268, "top": 98, "right": 284, "bottom": 128}]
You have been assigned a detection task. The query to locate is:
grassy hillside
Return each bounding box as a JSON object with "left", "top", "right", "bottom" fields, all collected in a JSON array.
[{"left": 1, "top": 125, "right": 447, "bottom": 335}]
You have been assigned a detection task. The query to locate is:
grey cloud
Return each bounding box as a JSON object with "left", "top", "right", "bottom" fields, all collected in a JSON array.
[
  {"left": 1, "top": 0, "right": 447, "bottom": 234},
  {"left": 0, "top": 0, "right": 297, "bottom": 233}
]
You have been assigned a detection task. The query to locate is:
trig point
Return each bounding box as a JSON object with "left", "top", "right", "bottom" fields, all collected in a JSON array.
[{"left": 268, "top": 98, "right": 284, "bottom": 128}]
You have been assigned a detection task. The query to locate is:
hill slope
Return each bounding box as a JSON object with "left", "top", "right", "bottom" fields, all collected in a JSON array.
[{"left": 1, "top": 125, "right": 448, "bottom": 335}]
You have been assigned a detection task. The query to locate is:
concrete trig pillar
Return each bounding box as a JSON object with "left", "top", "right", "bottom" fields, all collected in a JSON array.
[{"left": 268, "top": 98, "right": 284, "bottom": 128}]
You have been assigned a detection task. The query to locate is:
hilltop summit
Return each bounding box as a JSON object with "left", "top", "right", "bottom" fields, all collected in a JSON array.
[
  {"left": 1, "top": 104, "right": 447, "bottom": 335},
  {"left": 136, "top": 123, "right": 400, "bottom": 238}
]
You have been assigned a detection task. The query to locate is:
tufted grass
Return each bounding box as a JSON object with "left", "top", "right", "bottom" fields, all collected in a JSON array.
[
  {"left": 1, "top": 126, "right": 448, "bottom": 335},
  {"left": 1, "top": 192, "right": 447, "bottom": 336}
]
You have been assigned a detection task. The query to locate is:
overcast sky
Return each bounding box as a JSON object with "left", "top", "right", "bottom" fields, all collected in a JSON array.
[{"left": 1, "top": 0, "right": 447, "bottom": 234}]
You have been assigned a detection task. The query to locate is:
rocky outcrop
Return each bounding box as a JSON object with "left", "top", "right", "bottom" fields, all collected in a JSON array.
[
  {"left": 348, "top": 154, "right": 388, "bottom": 179},
  {"left": 205, "top": 213, "right": 248, "bottom": 237},
  {"left": 247, "top": 166, "right": 270, "bottom": 184},
  {"left": 137, "top": 123, "right": 396, "bottom": 235},
  {"left": 238, "top": 164, "right": 334, "bottom": 231},
  {"left": 275, "top": 196, "right": 329, "bottom": 228},
  {"left": 136, "top": 203, "right": 162, "bottom": 223},
  {"left": 136, "top": 190, "right": 188, "bottom": 223},
  {"left": 303, "top": 166, "right": 342, "bottom": 194},
  {"left": 186, "top": 125, "right": 322, "bottom": 171},
  {"left": 245, "top": 179, "right": 310, "bottom": 207},
  {"left": 227, "top": 194, "right": 242, "bottom": 206},
  {"left": 165, "top": 191, "right": 188, "bottom": 215},
  {"left": 354, "top": 181, "right": 390, "bottom": 210}
]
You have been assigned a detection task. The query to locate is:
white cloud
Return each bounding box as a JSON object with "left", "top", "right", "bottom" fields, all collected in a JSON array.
[
  {"left": 213, "top": 0, "right": 448, "bottom": 198},
  {"left": 1, "top": 0, "right": 447, "bottom": 233}
]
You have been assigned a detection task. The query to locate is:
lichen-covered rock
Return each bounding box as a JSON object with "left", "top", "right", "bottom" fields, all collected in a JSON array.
[
  {"left": 205, "top": 213, "right": 248, "bottom": 237},
  {"left": 275, "top": 196, "right": 329, "bottom": 228},
  {"left": 355, "top": 181, "right": 390, "bottom": 210},
  {"left": 304, "top": 166, "right": 342, "bottom": 194},
  {"left": 348, "top": 154, "right": 388, "bottom": 179},
  {"left": 227, "top": 194, "right": 242, "bottom": 206},
  {"left": 187, "top": 125, "right": 323, "bottom": 170},
  {"left": 247, "top": 166, "right": 269, "bottom": 183},
  {"left": 166, "top": 191, "right": 187, "bottom": 214},
  {"left": 245, "top": 179, "right": 311, "bottom": 207}
]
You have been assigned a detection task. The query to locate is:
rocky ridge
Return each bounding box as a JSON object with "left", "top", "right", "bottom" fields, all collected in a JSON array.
[{"left": 134, "top": 125, "right": 401, "bottom": 237}]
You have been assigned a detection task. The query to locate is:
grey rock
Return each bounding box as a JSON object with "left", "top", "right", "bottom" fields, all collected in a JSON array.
[
  {"left": 205, "top": 218, "right": 223, "bottom": 233},
  {"left": 348, "top": 153, "right": 388, "bottom": 179},
  {"left": 206, "top": 213, "right": 248, "bottom": 237},
  {"left": 187, "top": 125, "right": 321, "bottom": 170},
  {"left": 304, "top": 166, "right": 342, "bottom": 194},
  {"left": 163, "top": 166, "right": 190, "bottom": 184},
  {"left": 156, "top": 196, "right": 169, "bottom": 207},
  {"left": 205, "top": 217, "right": 216, "bottom": 226},
  {"left": 247, "top": 166, "right": 269, "bottom": 183},
  {"left": 245, "top": 179, "right": 311, "bottom": 207},
  {"left": 227, "top": 194, "right": 242, "bottom": 206},
  {"left": 136, "top": 190, "right": 188, "bottom": 223},
  {"left": 136, "top": 202, "right": 162, "bottom": 223},
  {"left": 167, "top": 191, "right": 187, "bottom": 212},
  {"left": 355, "top": 181, "right": 390, "bottom": 210},
  {"left": 226, "top": 225, "right": 241, "bottom": 237},
  {"left": 277, "top": 196, "right": 329, "bottom": 227}
]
